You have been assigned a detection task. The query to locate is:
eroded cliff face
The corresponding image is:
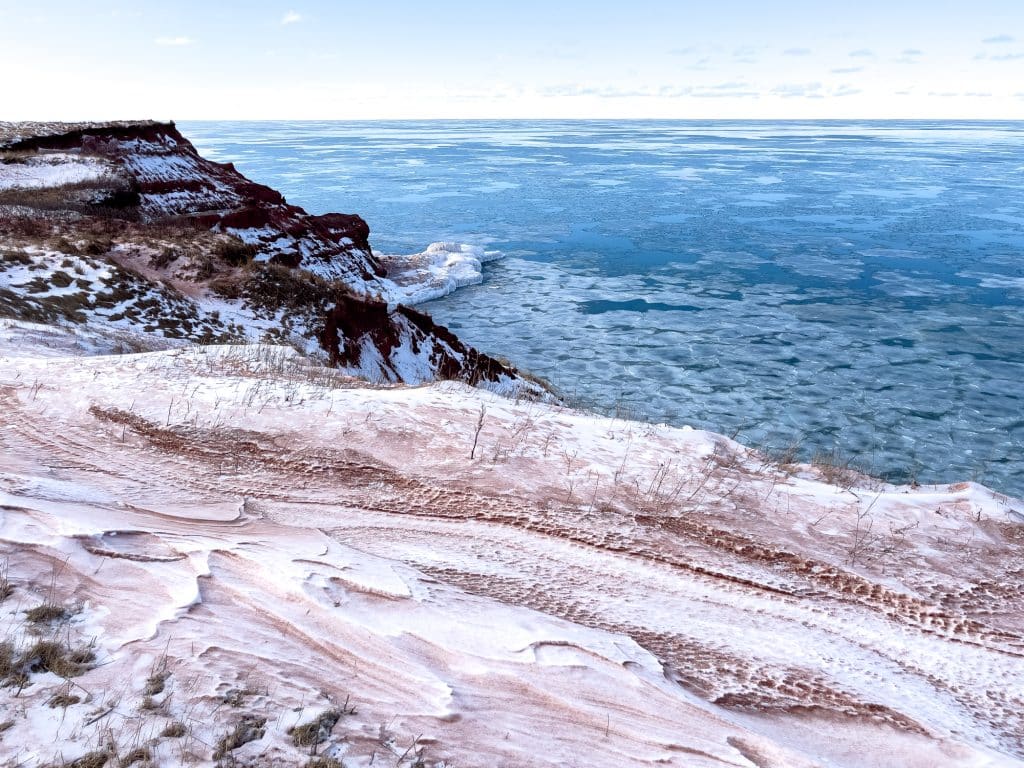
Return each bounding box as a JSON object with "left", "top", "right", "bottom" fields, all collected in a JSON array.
[
  {"left": 0, "top": 121, "right": 543, "bottom": 395},
  {"left": 2, "top": 121, "right": 381, "bottom": 282}
]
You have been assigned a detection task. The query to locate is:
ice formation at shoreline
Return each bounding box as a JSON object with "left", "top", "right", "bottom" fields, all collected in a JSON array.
[{"left": 377, "top": 241, "right": 501, "bottom": 305}]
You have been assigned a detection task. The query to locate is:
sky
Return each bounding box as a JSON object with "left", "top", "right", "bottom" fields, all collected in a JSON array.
[{"left": 2, "top": 0, "right": 1023, "bottom": 120}]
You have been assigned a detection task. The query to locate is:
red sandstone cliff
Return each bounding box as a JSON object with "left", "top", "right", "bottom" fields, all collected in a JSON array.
[{"left": 0, "top": 121, "right": 545, "bottom": 396}]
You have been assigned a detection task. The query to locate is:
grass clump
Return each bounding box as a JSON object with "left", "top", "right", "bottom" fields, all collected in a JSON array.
[
  {"left": 25, "top": 603, "right": 69, "bottom": 625},
  {"left": 213, "top": 715, "right": 266, "bottom": 759},
  {"left": 48, "top": 692, "right": 81, "bottom": 708},
  {"left": 0, "top": 561, "right": 13, "bottom": 601},
  {"left": 0, "top": 641, "right": 15, "bottom": 678},
  {"left": 54, "top": 749, "right": 113, "bottom": 768},
  {"left": 290, "top": 708, "right": 343, "bottom": 748},
  {"left": 120, "top": 747, "right": 150, "bottom": 766},
  {"left": 244, "top": 263, "right": 345, "bottom": 315},
  {"left": 160, "top": 721, "right": 187, "bottom": 738},
  {"left": 811, "top": 447, "right": 871, "bottom": 490},
  {"left": 306, "top": 759, "right": 345, "bottom": 768},
  {"left": 2, "top": 639, "right": 95, "bottom": 683},
  {"left": 144, "top": 670, "right": 169, "bottom": 696},
  {"left": 214, "top": 237, "right": 258, "bottom": 266},
  {"left": 0, "top": 639, "right": 28, "bottom": 690}
]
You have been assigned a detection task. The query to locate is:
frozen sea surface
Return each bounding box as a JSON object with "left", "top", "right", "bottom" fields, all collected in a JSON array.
[{"left": 181, "top": 121, "right": 1024, "bottom": 497}]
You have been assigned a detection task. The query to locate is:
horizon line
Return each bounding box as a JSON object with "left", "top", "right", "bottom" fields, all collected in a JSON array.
[{"left": 9, "top": 116, "right": 1024, "bottom": 124}]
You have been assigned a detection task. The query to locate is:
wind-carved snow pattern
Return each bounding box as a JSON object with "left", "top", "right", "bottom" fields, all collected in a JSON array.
[{"left": 0, "top": 335, "right": 1021, "bottom": 767}]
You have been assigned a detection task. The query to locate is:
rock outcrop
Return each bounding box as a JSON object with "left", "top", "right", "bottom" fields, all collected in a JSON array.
[{"left": 2, "top": 121, "right": 379, "bottom": 282}]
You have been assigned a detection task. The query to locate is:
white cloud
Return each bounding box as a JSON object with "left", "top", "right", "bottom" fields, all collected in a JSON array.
[
  {"left": 281, "top": 10, "right": 303, "bottom": 25},
  {"left": 833, "top": 85, "right": 862, "bottom": 97},
  {"left": 849, "top": 49, "right": 874, "bottom": 57},
  {"left": 783, "top": 47, "right": 812, "bottom": 56},
  {"left": 690, "top": 81, "right": 760, "bottom": 99},
  {"left": 982, "top": 35, "right": 1014, "bottom": 44},
  {"left": 541, "top": 84, "right": 654, "bottom": 99},
  {"left": 773, "top": 82, "right": 824, "bottom": 99},
  {"left": 831, "top": 66, "right": 863, "bottom": 74},
  {"left": 154, "top": 36, "right": 194, "bottom": 47}
]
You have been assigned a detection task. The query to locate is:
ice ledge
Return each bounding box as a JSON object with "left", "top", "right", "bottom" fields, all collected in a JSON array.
[{"left": 376, "top": 241, "right": 501, "bottom": 305}]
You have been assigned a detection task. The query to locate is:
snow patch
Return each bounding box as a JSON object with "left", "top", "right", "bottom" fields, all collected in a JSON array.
[{"left": 0, "top": 153, "right": 112, "bottom": 190}]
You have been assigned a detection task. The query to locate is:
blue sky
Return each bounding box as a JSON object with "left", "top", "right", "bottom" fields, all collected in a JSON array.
[{"left": 2, "top": 0, "right": 1023, "bottom": 119}]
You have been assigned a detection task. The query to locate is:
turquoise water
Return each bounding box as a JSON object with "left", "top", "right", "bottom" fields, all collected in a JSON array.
[{"left": 181, "top": 121, "right": 1024, "bottom": 496}]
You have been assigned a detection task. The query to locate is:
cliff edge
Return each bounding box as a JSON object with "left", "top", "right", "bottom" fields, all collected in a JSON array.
[{"left": 0, "top": 120, "right": 543, "bottom": 395}]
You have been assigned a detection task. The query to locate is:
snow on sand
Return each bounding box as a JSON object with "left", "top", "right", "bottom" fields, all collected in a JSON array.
[{"left": 0, "top": 336, "right": 1022, "bottom": 767}]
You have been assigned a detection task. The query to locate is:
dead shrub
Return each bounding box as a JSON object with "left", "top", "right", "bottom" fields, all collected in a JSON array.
[{"left": 214, "top": 237, "right": 258, "bottom": 266}]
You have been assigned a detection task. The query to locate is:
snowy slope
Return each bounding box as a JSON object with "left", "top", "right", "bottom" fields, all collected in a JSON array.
[{"left": 0, "top": 333, "right": 1021, "bottom": 767}]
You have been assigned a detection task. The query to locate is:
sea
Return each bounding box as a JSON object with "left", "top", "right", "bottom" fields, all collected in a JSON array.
[{"left": 180, "top": 120, "right": 1024, "bottom": 498}]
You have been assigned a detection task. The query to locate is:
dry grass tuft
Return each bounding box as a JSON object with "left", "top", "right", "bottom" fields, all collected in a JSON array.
[
  {"left": 119, "top": 747, "right": 150, "bottom": 766},
  {"left": 160, "top": 721, "right": 187, "bottom": 738},
  {"left": 214, "top": 237, "right": 258, "bottom": 266},
  {"left": 811, "top": 447, "right": 872, "bottom": 491},
  {"left": 213, "top": 715, "right": 267, "bottom": 759},
  {"left": 25, "top": 602, "right": 69, "bottom": 625},
  {"left": 14, "top": 638, "right": 95, "bottom": 680},
  {"left": 144, "top": 670, "right": 169, "bottom": 696},
  {"left": 53, "top": 749, "right": 114, "bottom": 768},
  {"left": 0, "top": 641, "right": 14, "bottom": 680},
  {"left": 0, "top": 561, "right": 14, "bottom": 601},
  {"left": 306, "top": 759, "right": 345, "bottom": 768},
  {"left": 290, "top": 708, "right": 343, "bottom": 748},
  {"left": 48, "top": 691, "right": 82, "bottom": 708}
]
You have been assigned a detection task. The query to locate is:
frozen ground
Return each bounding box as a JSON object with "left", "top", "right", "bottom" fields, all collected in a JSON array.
[
  {"left": 1, "top": 324, "right": 1022, "bottom": 766},
  {"left": 0, "top": 152, "right": 114, "bottom": 191}
]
